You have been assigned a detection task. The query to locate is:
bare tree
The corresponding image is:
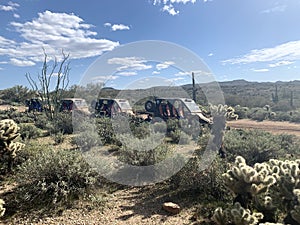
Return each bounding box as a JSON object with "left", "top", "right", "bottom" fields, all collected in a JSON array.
[{"left": 26, "top": 49, "right": 70, "bottom": 120}]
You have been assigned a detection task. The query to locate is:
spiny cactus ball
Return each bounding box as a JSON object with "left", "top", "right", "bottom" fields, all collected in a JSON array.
[{"left": 0, "top": 199, "right": 5, "bottom": 217}]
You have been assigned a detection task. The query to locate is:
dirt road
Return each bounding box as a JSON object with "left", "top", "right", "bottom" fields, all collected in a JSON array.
[{"left": 227, "top": 119, "right": 300, "bottom": 137}]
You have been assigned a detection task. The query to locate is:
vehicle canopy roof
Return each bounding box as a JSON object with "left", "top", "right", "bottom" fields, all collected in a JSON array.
[{"left": 154, "top": 98, "right": 201, "bottom": 113}]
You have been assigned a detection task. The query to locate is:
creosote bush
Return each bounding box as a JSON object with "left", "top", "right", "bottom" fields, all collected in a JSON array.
[
  {"left": 16, "top": 147, "right": 97, "bottom": 209},
  {"left": 223, "top": 129, "right": 299, "bottom": 165}
]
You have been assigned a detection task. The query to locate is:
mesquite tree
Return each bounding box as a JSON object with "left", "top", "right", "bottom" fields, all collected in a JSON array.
[{"left": 25, "top": 49, "right": 70, "bottom": 120}]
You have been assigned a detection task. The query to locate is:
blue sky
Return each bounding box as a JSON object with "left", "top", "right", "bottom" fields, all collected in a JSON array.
[{"left": 1, "top": 0, "right": 300, "bottom": 89}]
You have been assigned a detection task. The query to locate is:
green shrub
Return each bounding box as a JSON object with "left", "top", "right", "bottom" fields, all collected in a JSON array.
[
  {"left": 52, "top": 131, "right": 65, "bottom": 145},
  {"left": 19, "top": 123, "right": 42, "bottom": 140},
  {"left": 233, "top": 105, "right": 249, "bottom": 119},
  {"left": 16, "top": 148, "right": 97, "bottom": 208},
  {"left": 224, "top": 129, "right": 281, "bottom": 165},
  {"left": 96, "top": 117, "right": 121, "bottom": 146},
  {"left": 50, "top": 112, "right": 73, "bottom": 134},
  {"left": 72, "top": 131, "right": 100, "bottom": 151},
  {"left": 34, "top": 113, "right": 52, "bottom": 130},
  {"left": 118, "top": 133, "right": 171, "bottom": 166}
]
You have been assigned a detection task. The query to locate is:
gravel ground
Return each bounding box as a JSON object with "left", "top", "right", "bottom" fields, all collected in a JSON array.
[{"left": 1, "top": 186, "right": 199, "bottom": 225}]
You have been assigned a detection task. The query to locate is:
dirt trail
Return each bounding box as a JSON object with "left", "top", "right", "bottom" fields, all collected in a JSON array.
[
  {"left": 2, "top": 186, "right": 196, "bottom": 225},
  {"left": 227, "top": 119, "right": 300, "bottom": 137}
]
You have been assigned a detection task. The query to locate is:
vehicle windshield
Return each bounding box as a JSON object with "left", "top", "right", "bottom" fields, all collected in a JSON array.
[
  {"left": 182, "top": 99, "right": 200, "bottom": 112},
  {"left": 74, "top": 99, "right": 88, "bottom": 107},
  {"left": 117, "top": 100, "right": 132, "bottom": 110}
]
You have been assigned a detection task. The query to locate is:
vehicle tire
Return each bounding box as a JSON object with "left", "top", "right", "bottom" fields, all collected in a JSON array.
[{"left": 145, "top": 100, "right": 155, "bottom": 112}]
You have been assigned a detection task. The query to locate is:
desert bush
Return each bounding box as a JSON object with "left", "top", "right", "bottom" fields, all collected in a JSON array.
[
  {"left": 223, "top": 129, "right": 282, "bottom": 165},
  {"left": 19, "top": 123, "right": 42, "bottom": 140},
  {"left": 72, "top": 131, "right": 100, "bottom": 151},
  {"left": 34, "top": 113, "right": 52, "bottom": 130},
  {"left": 170, "top": 157, "right": 231, "bottom": 201},
  {"left": 52, "top": 131, "right": 65, "bottom": 145},
  {"left": 118, "top": 133, "right": 171, "bottom": 166},
  {"left": 290, "top": 110, "right": 300, "bottom": 123},
  {"left": 96, "top": 117, "right": 121, "bottom": 146},
  {"left": 50, "top": 112, "right": 73, "bottom": 134},
  {"left": 15, "top": 148, "right": 97, "bottom": 209},
  {"left": 168, "top": 130, "right": 191, "bottom": 144},
  {"left": 233, "top": 105, "right": 249, "bottom": 119}
]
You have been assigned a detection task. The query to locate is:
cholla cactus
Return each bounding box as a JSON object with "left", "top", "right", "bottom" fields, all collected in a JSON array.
[
  {"left": 290, "top": 189, "right": 300, "bottom": 223},
  {"left": 212, "top": 202, "right": 264, "bottom": 225},
  {"left": 223, "top": 156, "right": 276, "bottom": 196},
  {"left": 0, "top": 199, "right": 5, "bottom": 217},
  {"left": 220, "top": 156, "right": 300, "bottom": 223},
  {"left": 0, "top": 119, "right": 24, "bottom": 173}
]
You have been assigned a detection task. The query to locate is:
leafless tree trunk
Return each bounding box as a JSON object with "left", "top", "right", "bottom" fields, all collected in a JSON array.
[{"left": 25, "top": 49, "right": 70, "bottom": 120}]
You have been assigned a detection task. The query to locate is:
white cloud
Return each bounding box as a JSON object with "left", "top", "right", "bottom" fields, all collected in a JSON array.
[
  {"left": 90, "top": 75, "right": 119, "bottom": 83},
  {"left": 0, "top": 1, "right": 19, "bottom": 11},
  {"left": 111, "top": 24, "right": 130, "bottom": 31},
  {"left": 156, "top": 61, "right": 174, "bottom": 70},
  {"left": 261, "top": 5, "right": 286, "bottom": 14},
  {"left": 251, "top": 68, "right": 269, "bottom": 72},
  {"left": 152, "top": 71, "right": 160, "bottom": 75},
  {"left": 117, "top": 71, "right": 137, "bottom": 76},
  {"left": 10, "top": 58, "right": 35, "bottom": 67},
  {"left": 0, "top": 11, "right": 119, "bottom": 66},
  {"left": 104, "top": 22, "right": 111, "bottom": 27},
  {"left": 13, "top": 13, "right": 20, "bottom": 18},
  {"left": 208, "top": 53, "right": 213, "bottom": 57},
  {"left": 174, "top": 71, "right": 190, "bottom": 76},
  {"left": 152, "top": 0, "right": 197, "bottom": 15},
  {"left": 269, "top": 60, "right": 294, "bottom": 68},
  {"left": 108, "top": 57, "right": 152, "bottom": 71},
  {"left": 223, "top": 40, "right": 300, "bottom": 64},
  {"left": 162, "top": 4, "right": 179, "bottom": 16}
]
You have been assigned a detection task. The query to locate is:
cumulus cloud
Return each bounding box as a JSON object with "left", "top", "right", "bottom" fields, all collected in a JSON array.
[
  {"left": 223, "top": 40, "right": 300, "bottom": 65},
  {"left": 0, "top": 1, "right": 19, "bottom": 11},
  {"left": 108, "top": 57, "right": 152, "bottom": 71},
  {"left": 152, "top": 0, "right": 197, "bottom": 15},
  {"left": 174, "top": 71, "right": 190, "bottom": 76},
  {"left": 162, "top": 4, "right": 179, "bottom": 16},
  {"left": 13, "top": 13, "right": 20, "bottom": 18},
  {"left": 104, "top": 22, "right": 112, "bottom": 27},
  {"left": 111, "top": 24, "right": 130, "bottom": 31},
  {"left": 251, "top": 68, "right": 269, "bottom": 72},
  {"left": 0, "top": 10, "right": 119, "bottom": 66},
  {"left": 156, "top": 61, "right": 174, "bottom": 70},
  {"left": 117, "top": 71, "right": 137, "bottom": 76},
  {"left": 104, "top": 22, "right": 130, "bottom": 31}
]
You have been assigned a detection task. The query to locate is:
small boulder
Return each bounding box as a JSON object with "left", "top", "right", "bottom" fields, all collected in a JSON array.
[{"left": 162, "top": 202, "right": 181, "bottom": 214}]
